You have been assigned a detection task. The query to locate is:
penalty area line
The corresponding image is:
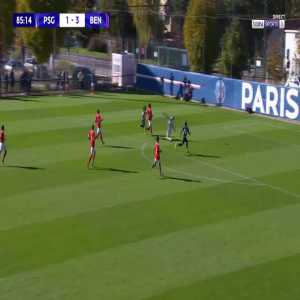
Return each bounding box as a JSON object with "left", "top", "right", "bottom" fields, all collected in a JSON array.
[
  {"left": 140, "top": 142, "right": 263, "bottom": 187},
  {"left": 187, "top": 151, "right": 300, "bottom": 200}
]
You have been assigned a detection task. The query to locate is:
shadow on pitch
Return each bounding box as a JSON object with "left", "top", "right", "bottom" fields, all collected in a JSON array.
[
  {"left": 153, "top": 134, "right": 180, "bottom": 140},
  {"left": 0, "top": 96, "right": 40, "bottom": 102},
  {"left": 160, "top": 137, "right": 181, "bottom": 142},
  {"left": 3, "top": 165, "right": 45, "bottom": 170},
  {"left": 93, "top": 167, "right": 138, "bottom": 174},
  {"left": 161, "top": 176, "right": 201, "bottom": 183},
  {"left": 68, "top": 94, "right": 96, "bottom": 99},
  {"left": 106, "top": 145, "right": 135, "bottom": 150},
  {"left": 188, "top": 153, "right": 221, "bottom": 159}
]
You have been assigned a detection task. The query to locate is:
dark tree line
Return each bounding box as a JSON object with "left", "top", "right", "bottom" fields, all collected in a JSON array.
[{"left": 1, "top": 0, "right": 300, "bottom": 79}]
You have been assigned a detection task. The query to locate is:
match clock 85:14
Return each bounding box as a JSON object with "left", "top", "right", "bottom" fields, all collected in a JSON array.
[{"left": 13, "top": 13, "right": 35, "bottom": 27}]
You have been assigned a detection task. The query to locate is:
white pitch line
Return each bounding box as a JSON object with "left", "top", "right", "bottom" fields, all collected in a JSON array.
[
  {"left": 227, "top": 127, "right": 300, "bottom": 199},
  {"left": 140, "top": 143, "right": 263, "bottom": 187},
  {"left": 186, "top": 150, "right": 300, "bottom": 200},
  {"left": 142, "top": 142, "right": 300, "bottom": 199},
  {"left": 197, "top": 159, "right": 262, "bottom": 185}
]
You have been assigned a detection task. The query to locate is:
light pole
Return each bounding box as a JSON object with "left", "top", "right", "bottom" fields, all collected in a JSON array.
[{"left": 263, "top": 0, "right": 268, "bottom": 81}]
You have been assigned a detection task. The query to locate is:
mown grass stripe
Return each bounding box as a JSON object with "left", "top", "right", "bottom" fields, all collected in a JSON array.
[
  {"left": 145, "top": 253, "right": 300, "bottom": 300},
  {"left": 1, "top": 92, "right": 300, "bottom": 300},
  {"left": 1, "top": 202, "right": 300, "bottom": 299}
]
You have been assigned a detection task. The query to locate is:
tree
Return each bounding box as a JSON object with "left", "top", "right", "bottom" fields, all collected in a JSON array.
[
  {"left": 286, "top": 0, "right": 300, "bottom": 17},
  {"left": 222, "top": 0, "right": 292, "bottom": 73},
  {"left": 168, "top": 0, "right": 189, "bottom": 44},
  {"left": 17, "top": 0, "right": 70, "bottom": 63},
  {"left": 99, "top": 0, "right": 136, "bottom": 39},
  {"left": 70, "top": 0, "right": 96, "bottom": 11},
  {"left": 0, "top": 0, "right": 16, "bottom": 60},
  {"left": 98, "top": 0, "right": 136, "bottom": 52},
  {"left": 214, "top": 19, "right": 248, "bottom": 78},
  {"left": 267, "top": 44, "right": 284, "bottom": 82},
  {"left": 168, "top": 0, "right": 189, "bottom": 12},
  {"left": 127, "top": 0, "right": 163, "bottom": 48},
  {"left": 183, "top": 0, "right": 218, "bottom": 73}
]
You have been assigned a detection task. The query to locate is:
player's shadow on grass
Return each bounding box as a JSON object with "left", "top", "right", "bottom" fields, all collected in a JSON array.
[
  {"left": 3, "top": 165, "right": 44, "bottom": 170},
  {"left": 1, "top": 96, "right": 40, "bottom": 102},
  {"left": 189, "top": 153, "right": 221, "bottom": 159},
  {"left": 160, "top": 137, "right": 181, "bottom": 142},
  {"left": 106, "top": 145, "right": 135, "bottom": 150},
  {"left": 93, "top": 167, "right": 138, "bottom": 174},
  {"left": 104, "top": 96, "right": 182, "bottom": 106},
  {"left": 162, "top": 176, "right": 201, "bottom": 183},
  {"left": 69, "top": 94, "right": 96, "bottom": 99}
]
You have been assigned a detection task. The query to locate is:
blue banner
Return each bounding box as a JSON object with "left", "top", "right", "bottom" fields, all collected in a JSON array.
[{"left": 136, "top": 64, "right": 300, "bottom": 121}]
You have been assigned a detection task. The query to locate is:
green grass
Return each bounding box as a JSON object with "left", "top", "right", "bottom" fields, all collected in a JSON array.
[
  {"left": 60, "top": 47, "right": 158, "bottom": 65},
  {"left": 60, "top": 47, "right": 111, "bottom": 60},
  {"left": 1, "top": 92, "right": 300, "bottom": 300}
]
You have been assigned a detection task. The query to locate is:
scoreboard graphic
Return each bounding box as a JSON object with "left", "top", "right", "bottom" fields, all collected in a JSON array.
[{"left": 13, "top": 12, "right": 110, "bottom": 29}]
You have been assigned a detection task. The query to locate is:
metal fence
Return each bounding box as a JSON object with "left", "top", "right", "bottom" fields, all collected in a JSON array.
[
  {"left": 157, "top": 46, "right": 189, "bottom": 70},
  {"left": 0, "top": 78, "right": 79, "bottom": 96},
  {"left": 0, "top": 74, "right": 137, "bottom": 97}
]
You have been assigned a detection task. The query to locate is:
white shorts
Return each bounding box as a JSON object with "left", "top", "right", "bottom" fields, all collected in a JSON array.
[
  {"left": 96, "top": 127, "right": 103, "bottom": 136},
  {"left": 167, "top": 127, "right": 173, "bottom": 137},
  {"left": 0, "top": 143, "right": 6, "bottom": 153},
  {"left": 90, "top": 146, "right": 96, "bottom": 156}
]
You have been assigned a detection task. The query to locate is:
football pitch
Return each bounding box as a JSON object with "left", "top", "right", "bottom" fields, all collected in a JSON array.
[{"left": 1, "top": 91, "right": 300, "bottom": 299}]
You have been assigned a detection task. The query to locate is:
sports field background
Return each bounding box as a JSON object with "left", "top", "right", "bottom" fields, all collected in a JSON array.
[{"left": 1, "top": 92, "right": 300, "bottom": 299}]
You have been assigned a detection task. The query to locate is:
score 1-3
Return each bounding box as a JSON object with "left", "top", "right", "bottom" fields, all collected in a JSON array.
[{"left": 59, "top": 14, "right": 85, "bottom": 28}]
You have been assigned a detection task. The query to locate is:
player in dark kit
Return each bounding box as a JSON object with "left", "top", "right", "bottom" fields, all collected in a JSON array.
[
  {"left": 152, "top": 136, "right": 163, "bottom": 177},
  {"left": 87, "top": 125, "right": 96, "bottom": 168},
  {"left": 176, "top": 121, "right": 191, "bottom": 153},
  {"left": 0, "top": 125, "right": 7, "bottom": 163}
]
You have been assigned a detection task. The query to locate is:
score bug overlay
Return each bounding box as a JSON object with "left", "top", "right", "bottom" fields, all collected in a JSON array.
[{"left": 13, "top": 12, "right": 110, "bottom": 29}]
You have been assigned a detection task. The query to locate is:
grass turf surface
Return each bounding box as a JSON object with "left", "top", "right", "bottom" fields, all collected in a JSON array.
[{"left": 0, "top": 92, "right": 300, "bottom": 299}]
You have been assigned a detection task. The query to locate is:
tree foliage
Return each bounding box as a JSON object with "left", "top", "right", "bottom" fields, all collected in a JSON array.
[
  {"left": 70, "top": 0, "right": 96, "bottom": 11},
  {"left": 127, "top": 0, "right": 163, "bottom": 47},
  {"left": 267, "top": 43, "right": 284, "bottom": 82},
  {"left": 168, "top": 0, "right": 189, "bottom": 12},
  {"left": 17, "top": 0, "right": 70, "bottom": 63},
  {"left": 99, "top": 0, "right": 136, "bottom": 38},
  {"left": 183, "top": 0, "right": 218, "bottom": 73},
  {"left": 214, "top": 19, "right": 248, "bottom": 78},
  {"left": 0, "top": 0, "right": 16, "bottom": 59}
]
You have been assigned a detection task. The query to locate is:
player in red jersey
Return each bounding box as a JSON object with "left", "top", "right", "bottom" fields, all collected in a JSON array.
[
  {"left": 146, "top": 104, "right": 153, "bottom": 134},
  {"left": 95, "top": 109, "right": 104, "bottom": 144},
  {"left": 87, "top": 124, "right": 96, "bottom": 168},
  {"left": 152, "top": 136, "right": 163, "bottom": 176},
  {"left": 0, "top": 125, "right": 7, "bottom": 164}
]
